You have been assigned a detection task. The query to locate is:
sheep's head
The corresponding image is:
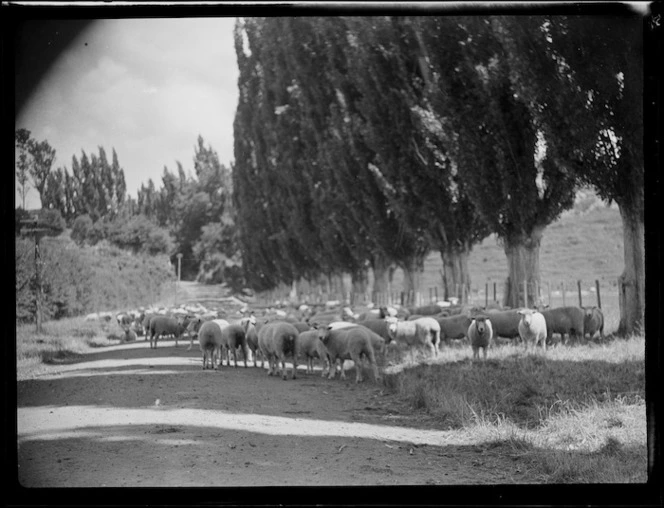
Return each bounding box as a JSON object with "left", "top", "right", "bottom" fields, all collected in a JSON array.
[
  {"left": 186, "top": 317, "right": 202, "bottom": 335},
  {"left": 517, "top": 309, "right": 535, "bottom": 328},
  {"left": 317, "top": 325, "right": 332, "bottom": 345},
  {"left": 474, "top": 316, "right": 488, "bottom": 334},
  {"left": 385, "top": 317, "right": 399, "bottom": 338}
]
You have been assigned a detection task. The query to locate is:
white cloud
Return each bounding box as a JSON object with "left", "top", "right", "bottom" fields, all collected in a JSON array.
[{"left": 16, "top": 17, "right": 239, "bottom": 208}]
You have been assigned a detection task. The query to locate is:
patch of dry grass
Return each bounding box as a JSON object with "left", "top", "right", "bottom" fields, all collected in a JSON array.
[
  {"left": 16, "top": 316, "right": 127, "bottom": 380},
  {"left": 382, "top": 335, "right": 646, "bottom": 482}
]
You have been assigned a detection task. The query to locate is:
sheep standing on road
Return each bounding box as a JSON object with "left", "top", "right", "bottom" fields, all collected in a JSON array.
[
  {"left": 220, "top": 323, "right": 250, "bottom": 368},
  {"left": 517, "top": 309, "right": 548, "bottom": 351},
  {"left": 196, "top": 320, "right": 225, "bottom": 370},
  {"left": 296, "top": 330, "right": 330, "bottom": 376},
  {"left": 386, "top": 317, "right": 441, "bottom": 358},
  {"left": 240, "top": 317, "right": 262, "bottom": 368},
  {"left": 148, "top": 315, "right": 192, "bottom": 349},
  {"left": 317, "top": 325, "right": 380, "bottom": 383},
  {"left": 258, "top": 321, "right": 299, "bottom": 380},
  {"left": 468, "top": 316, "right": 493, "bottom": 361}
]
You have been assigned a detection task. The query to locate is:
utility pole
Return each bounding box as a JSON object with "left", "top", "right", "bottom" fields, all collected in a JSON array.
[
  {"left": 175, "top": 253, "right": 183, "bottom": 306},
  {"left": 20, "top": 218, "right": 58, "bottom": 333}
]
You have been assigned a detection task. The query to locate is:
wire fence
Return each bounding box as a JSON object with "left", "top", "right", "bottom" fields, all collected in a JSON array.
[{"left": 256, "top": 278, "right": 615, "bottom": 310}]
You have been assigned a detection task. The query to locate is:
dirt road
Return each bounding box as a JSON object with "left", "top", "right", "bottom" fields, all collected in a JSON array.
[{"left": 16, "top": 283, "right": 539, "bottom": 492}]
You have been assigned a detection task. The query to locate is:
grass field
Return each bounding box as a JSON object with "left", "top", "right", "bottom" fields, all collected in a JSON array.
[{"left": 381, "top": 334, "right": 646, "bottom": 483}]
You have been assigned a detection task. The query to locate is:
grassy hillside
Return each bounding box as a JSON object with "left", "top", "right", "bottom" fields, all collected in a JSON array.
[{"left": 394, "top": 194, "right": 623, "bottom": 297}]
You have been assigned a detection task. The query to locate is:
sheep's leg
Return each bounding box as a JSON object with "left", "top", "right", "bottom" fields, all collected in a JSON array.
[
  {"left": 187, "top": 334, "right": 194, "bottom": 351},
  {"left": 328, "top": 358, "right": 338, "bottom": 379},
  {"left": 291, "top": 352, "right": 297, "bottom": 380},
  {"left": 232, "top": 345, "right": 238, "bottom": 368},
  {"left": 482, "top": 347, "right": 487, "bottom": 361},
  {"left": 351, "top": 354, "right": 363, "bottom": 383}
]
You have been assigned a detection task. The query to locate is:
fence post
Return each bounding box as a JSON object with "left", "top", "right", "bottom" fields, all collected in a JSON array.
[
  {"left": 577, "top": 280, "right": 583, "bottom": 307},
  {"left": 485, "top": 282, "right": 489, "bottom": 307},
  {"left": 434, "top": 287, "right": 438, "bottom": 302},
  {"left": 595, "top": 279, "right": 602, "bottom": 309},
  {"left": 493, "top": 282, "right": 497, "bottom": 303}
]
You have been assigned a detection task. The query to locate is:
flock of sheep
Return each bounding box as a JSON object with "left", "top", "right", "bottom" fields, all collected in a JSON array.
[{"left": 101, "top": 298, "right": 605, "bottom": 383}]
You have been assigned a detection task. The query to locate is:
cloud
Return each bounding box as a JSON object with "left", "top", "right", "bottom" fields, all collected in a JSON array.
[{"left": 16, "top": 17, "right": 239, "bottom": 208}]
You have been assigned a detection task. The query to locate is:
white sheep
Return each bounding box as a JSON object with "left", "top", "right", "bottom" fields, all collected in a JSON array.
[
  {"left": 467, "top": 316, "right": 493, "bottom": 361},
  {"left": 517, "top": 309, "right": 548, "bottom": 351},
  {"left": 385, "top": 316, "right": 441, "bottom": 358}
]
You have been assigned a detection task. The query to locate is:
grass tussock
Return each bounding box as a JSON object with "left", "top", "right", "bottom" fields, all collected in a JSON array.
[{"left": 16, "top": 316, "right": 128, "bottom": 379}]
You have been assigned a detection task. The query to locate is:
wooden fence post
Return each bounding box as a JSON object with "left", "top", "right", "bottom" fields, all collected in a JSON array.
[
  {"left": 577, "top": 280, "right": 583, "bottom": 307},
  {"left": 493, "top": 282, "right": 497, "bottom": 303},
  {"left": 523, "top": 280, "right": 528, "bottom": 308},
  {"left": 595, "top": 280, "right": 602, "bottom": 309},
  {"left": 485, "top": 282, "right": 489, "bottom": 307}
]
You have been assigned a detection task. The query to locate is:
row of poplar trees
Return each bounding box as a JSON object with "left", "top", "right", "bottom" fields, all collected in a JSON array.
[{"left": 232, "top": 14, "right": 645, "bottom": 336}]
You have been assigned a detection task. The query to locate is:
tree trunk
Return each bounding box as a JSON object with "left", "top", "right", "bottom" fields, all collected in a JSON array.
[
  {"left": 502, "top": 226, "right": 544, "bottom": 309},
  {"left": 440, "top": 244, "right": 471, "bottom": 304},
  {"left": 371, "top": 255, "right": 391, "bottom": 295},
  {"left": 401, "top": 257, "right": 424, "bottom": 296},
  {"left": 351, "top": 268, "right": 368, "bottom": 296},
  {"left": 617, "top": 203, "right": 645, "bottom": 336}
]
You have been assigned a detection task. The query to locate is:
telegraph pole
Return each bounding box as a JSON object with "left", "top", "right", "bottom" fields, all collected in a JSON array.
[
  {"left": 20, "top": 218, "right": 58, "bottom": 333},
  {"left": 175, "top": 253, "right": 183, "bottom": 306}
]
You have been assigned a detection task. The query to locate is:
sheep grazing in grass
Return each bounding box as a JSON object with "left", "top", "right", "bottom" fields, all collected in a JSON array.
[
  {"left": 484, "top": 309, "right": 522, "bottom": 340},
  {"left": 196, "top": 320, "right": 225, "bottom": 370},
  {"left": 317, "top": 325, "right": 380, "bottom": 383},
  {"left": 220, "top": 323, "right": 250, "bottom": 368},
  {"left": 257, "top": 321, "right": 299, "bottom": 380},
  {"left": 467, "top": 316, "right": 493, "bottom": 361},
  {"left": 386, "top": 317, "right": 441, "bottom": 358},
  {"left": 148, "top": 315, "right": 193, "bottom": 349},
  {"left": 240, "top": 317, "right": 262, "bottom": 368},
  {"left": 540, "top": 306, "right": 585, "bottom": 346},
  {"left": 436, "top": 314, "right": 472, "bottom": 344},
  {"left": 296, "top": 330, "right": 330, "bottom": 376},
  {"left": 583, "top": 306, "right": 605, "bottom": 341},
  {"left": 517, "top": 309, "right": 548, "bottom": 351}
]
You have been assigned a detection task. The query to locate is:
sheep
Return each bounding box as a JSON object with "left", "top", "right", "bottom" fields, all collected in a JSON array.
[
  {"left": 240, "top": 317, "right": 262, "bottom": 368},
  {"left": 220, "top": 323, "right": 250, "bottom": 368},
  {"left": 436, "top": 314, "right": 472, "bottom": 343},
  {"left": 296, "top": 330, "right": 330, "bottom": 376},
  {"left": 116, "top": 313, "right": 133, "bottom": 330},
  {"left": 583, "top": 306, "right": 605, "bottom": 341},
  {"left": 408, "top": 304, "right": 446, "bottom": 317},
  {"left": 148, "top": 315, "right": 193, "bottom": 349},
  {"left": 484, "top": 309, "right": 522, "bottom": 340},
  {"left": 356, "top": 319, "right": 391, "bottom": 342},
  {"left": 317, "top": 325, "right": 380, "bottom": 383},
  {"left": 327, "top": 321, "right": 358, "bottom": 330},
  {"left": 257, "top": 321, "right": 299, "bottom": 380},
  {"left": 121, "top": 329, "right": 137, "bottom": 343},
  {"left": 540, "top": 306, "right": 585, "bottom": 345},
  {"left": 385, "top": 316, "right": 441, "bottom": 358},
  {"left": 517, "top": 309, "right": 548, "bottom": 350},
  {"left": 467, "top": 316, "right": 493, "bottom": 361},
  {"left": 196, "top": 320, "right": 225, "bottom": 370}
]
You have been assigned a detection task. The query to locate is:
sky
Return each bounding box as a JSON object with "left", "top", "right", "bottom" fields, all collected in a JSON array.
[{"left": 15, "top": 17, "right": 239, "bottom": 210}]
